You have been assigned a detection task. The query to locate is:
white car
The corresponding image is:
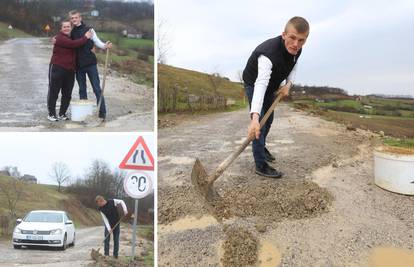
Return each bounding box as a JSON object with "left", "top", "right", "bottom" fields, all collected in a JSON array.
[{"left": 12, "top": 210, "right": 75, "bottom": 250}]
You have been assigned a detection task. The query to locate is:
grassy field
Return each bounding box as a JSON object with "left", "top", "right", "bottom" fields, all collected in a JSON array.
[
  {"left": 293, "top": 95, "right": 414, "bottom": 138},
  {"left": 0, "top": 22, "right": 31, "bottom": 40},
  {"left": 158, "top": 64, "right": 246, "bottom": 113},
  {"left": 0, "top": 175, "right": 101, "bottom": 238}
]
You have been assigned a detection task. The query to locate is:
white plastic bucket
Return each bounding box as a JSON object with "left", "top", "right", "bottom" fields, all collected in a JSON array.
[
  {"left": 70, "top": 100, "right": 95, "bottom": 122},
  {"left": 374, "top": 146, "right": 414, "bottom": 195}
]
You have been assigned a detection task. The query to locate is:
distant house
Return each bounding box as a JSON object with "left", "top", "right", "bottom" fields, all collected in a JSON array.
[
  {"left": 122, "top": 28, "right": 143, "bottom": 39},
  {"left": 20, "top": 174, "right": 37, "bottom": 184}
]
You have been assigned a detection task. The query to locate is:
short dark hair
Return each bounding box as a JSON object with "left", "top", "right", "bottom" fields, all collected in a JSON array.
[
  {"left": 69, "top": 10, "right": 81, "bottom": 17},
  {"left": 60, "top": 20, "right": 71, "bottom": 28},
  {"left": 285, "top": 16, "right": 310, "bottom": 34}
]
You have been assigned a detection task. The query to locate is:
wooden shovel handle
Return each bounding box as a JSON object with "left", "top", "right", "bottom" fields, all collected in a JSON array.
[
  {"left": 97, "top": 48, "right": 110, "bottom": 111},
  {"left": 207, "top": 87, "right": 288, "bottom": 184}
]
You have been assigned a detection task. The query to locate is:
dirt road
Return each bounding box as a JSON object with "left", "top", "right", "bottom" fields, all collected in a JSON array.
[
  {"left": 158, "top": 105, "right": 414, "bottom": 266},
  {"left": 0, "top": 38, "right": 153, "bottom": 132},
  {"left": 0, "top": 225, "right": 153, "bottom": 266}
]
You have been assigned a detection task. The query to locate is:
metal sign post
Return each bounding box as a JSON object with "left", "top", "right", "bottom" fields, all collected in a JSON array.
[
  {"left": 131, "top": 198, "right": 138, "bottom": 257},
  {"left": 123, "top": 172, "right": 153, "bottom": 258}
]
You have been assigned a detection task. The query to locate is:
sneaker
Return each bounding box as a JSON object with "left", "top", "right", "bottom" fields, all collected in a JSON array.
[
  {"left": 264, "top": 147, "right": 275, "bottom": 162},
  {"left": 47, "top": 115, "right": 58, "bottom": 122},
  {"left": 99, "top": 113, "right": 106, "bottom": 121},
  {"left": 255, "top": 163, "right": 283, "bottom": 178},
  {"left": 58, "top": 114, "right": 69, "bottom": 121}
]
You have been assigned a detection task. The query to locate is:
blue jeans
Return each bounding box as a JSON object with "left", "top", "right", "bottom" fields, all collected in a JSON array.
[
  {"left": 76, "top": 64, "right": 106, "bottom": 117},
  {"left": 245, "top": 84, "right": 275, "bottom": 168},
  {"left": 104, "top": 224, "right": 120, "bottom": 257}
]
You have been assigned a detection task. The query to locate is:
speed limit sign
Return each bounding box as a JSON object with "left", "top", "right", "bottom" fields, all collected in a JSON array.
[{"left": 123, "top": 172, "right": 153, "bottom": 199}]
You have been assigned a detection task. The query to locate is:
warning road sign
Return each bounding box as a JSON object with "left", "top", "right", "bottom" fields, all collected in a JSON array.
[{"left": 119, "top": 136, "right": 154, "bottom": 171}]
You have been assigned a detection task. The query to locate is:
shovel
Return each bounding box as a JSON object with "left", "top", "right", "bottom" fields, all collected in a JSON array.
[
  {"left": 85, "top": 47, "right": 110, "bottom": 127},
  {"left": 91, "top": 214, "right": 124, "bottom": 260},
  {"left": 191, "top": 83, "right": 291, "bottom": 201}
]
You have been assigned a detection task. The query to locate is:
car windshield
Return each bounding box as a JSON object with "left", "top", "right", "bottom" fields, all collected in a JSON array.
[{"left": 24, "top": 212, "right": 63, "bottom": 223}]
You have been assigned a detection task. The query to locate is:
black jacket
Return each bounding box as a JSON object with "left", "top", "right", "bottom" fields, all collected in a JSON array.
[
  {"left": 99, "top": 199, "right": 120, "bottom": 228},
  {"left": 243, "top": 36, "right": 301, "bottom": 94},
  {"left": 71, "top": 22, "right": 97, "bottom": 68}
]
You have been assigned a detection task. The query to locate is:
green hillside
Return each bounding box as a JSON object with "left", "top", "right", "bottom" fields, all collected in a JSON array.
[
  {"left": 0, "top": 175, "right": 101, "bottom": 238},
  {"left": 158, "top": 64, "right": 246, "bottom": 112},
  {"left": 0, "top": 22, "right": 31, "bottom": 40}
]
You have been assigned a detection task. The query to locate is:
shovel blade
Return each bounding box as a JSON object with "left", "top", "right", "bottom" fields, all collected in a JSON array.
[{"left": 191, "top": 158, "right": 219, "bottom": 201}]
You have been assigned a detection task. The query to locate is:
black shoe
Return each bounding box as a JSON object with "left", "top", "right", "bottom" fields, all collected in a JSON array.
[
  {"left": 255, "top": 163, "right": 283, "bottom": 178},
  {"left": 58, "top": 114, "right": 69, "bottom": 121},
  {"left": 264, "top": 147, "right": 275, "bottom": 162}
]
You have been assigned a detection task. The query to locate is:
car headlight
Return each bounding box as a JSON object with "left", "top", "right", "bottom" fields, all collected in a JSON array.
[
  {"left": 50, "top": 229, "right": 63, "bottom": 235},
  {"left": 13, "top": 228, "right": 22, "bottom": 234}
]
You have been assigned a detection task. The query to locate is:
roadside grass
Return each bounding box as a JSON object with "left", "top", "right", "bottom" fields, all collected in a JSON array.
[
  {"left": 383, "top": 137, "right": 414, "bottom": 148},
  {"left": 0, "top": 22, "right": 31, "bottom": 40},
  {"left": 94, "top": 32, "right": 154, "bottom": 86}
]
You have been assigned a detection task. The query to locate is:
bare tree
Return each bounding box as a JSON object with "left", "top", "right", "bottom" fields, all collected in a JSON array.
[
  {"left": 0, "top": 177, "right": 24, "bottom": 219},
  {"left": 157, "top": 18, "right": 173, "bottom": 64},
  {"left": 113, "top": 169, "right": 127, "bottom": 198},
  {"left": 1, "top": 166, "right": 21, "bottom": 177},
  {"left": 49, "top": 162, "right": 71, "bottom": 192},
  {"left": 209, "top": 72, "right": 223, "bottom": 96}
]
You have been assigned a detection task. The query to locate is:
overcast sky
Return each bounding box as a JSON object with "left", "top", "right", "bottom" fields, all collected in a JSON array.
[
  {"left": 0, "top": 133, "right": 155, "bottom": 185},
  {"left": 159, "top": 0, "right": 414, "bottom": 96}
]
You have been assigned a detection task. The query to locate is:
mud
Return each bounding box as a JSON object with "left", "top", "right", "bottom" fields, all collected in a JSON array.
[
  {"left": 159, "top": 180, "right": 332, "bottom": 224},
  {"left": 377, "top": 145, "right": 414, "bottom": 155},
  {"left": 221, "top": 226, "right": 258, "bottom": 267}
]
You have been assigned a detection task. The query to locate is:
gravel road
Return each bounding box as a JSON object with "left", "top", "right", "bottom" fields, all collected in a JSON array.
[
  {"left": 158, "top": 105, "right": 414, "bottom": 266},
  {"left": 0, "top": 38, "right": 153, "bottom": 132}
]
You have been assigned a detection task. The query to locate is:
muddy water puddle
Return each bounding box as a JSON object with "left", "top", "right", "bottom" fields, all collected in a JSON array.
[
  {"left": 159, "top": 215, "right": 218, "bottom": 233},
  {"left": 369, "top": 247, "right": 414, "bottom": 267}
]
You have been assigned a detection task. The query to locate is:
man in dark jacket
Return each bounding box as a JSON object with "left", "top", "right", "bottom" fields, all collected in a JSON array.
[
  {"left": 47, "top": 21, "right": 92, "bottom": 121},
  {"left": 69, "top": 10, "right": 112, "bottom": 120},
  {"left": 243, "top": 16, "right": 309, "bottom": 178},
  {"left": 95, "top": 195, "right": 128, "bottom": 259}
]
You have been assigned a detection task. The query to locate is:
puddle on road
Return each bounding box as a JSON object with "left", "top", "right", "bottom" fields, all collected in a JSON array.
[
  {"left": 369, "top": 247, "right": 414, "bottom": 267},
  {"left": 159, "top": 215, "right": 217, "bottom": 233},
  {"left": 258, "top": 241, "right": 281, "bottom": 267}
]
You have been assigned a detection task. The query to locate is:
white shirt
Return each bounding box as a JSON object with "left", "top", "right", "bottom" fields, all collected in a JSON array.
[
  {"left": 100, "top": 199, "right": 128, "bottom": 231},
  {"left": 250, "top": 55, "right": 297, "bottom": 115},
  {"left": 90, "top": 28, "right": 107, "bottom": 49}
]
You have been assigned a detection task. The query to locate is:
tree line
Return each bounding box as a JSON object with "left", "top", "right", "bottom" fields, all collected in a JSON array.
[{"left": 0, "top": 0, "right": 153, "bottom": 36}]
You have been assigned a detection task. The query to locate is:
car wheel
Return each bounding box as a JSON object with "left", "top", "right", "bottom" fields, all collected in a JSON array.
[
  {"left": 13, "top": 245, "right": 21, "bottom": 249},
  {"left": 60, "top": 233, "right": 67, "bottom": 251},
  {"left": 71, "top": 233, "right": 75, "bottom": 247}
]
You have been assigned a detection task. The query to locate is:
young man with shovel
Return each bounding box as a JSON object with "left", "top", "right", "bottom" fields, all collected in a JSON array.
[
  {"left": 243, "top": 16, "right": 309, "bottom": 178},
  {"left": 69, "top": 10, "right": 112, "bottom": 120},
  {"left": 95, "top": 195, "right": 128, "bottom": 259}
]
